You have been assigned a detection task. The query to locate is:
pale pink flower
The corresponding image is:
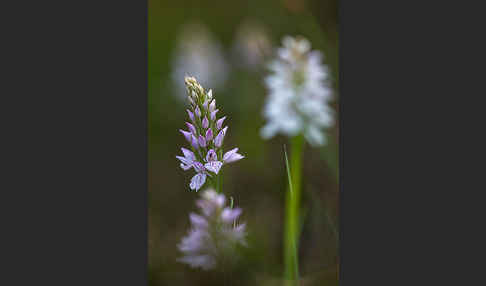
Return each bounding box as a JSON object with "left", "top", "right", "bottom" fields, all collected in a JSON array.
[
  {"left": 178, "top": 189, "right": 247, "bottom": 270},
  {"left": 177, "top": 77, "right": 244, "bottom": 191}
]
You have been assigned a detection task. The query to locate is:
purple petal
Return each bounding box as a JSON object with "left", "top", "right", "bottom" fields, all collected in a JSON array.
[
  {"left": 198, "top": 135, "right": 207, "bottom": 148},
  {"left": 177, "top": 153, "right": 193, "bottom": 170},
  {"left": 176, "top": 155, "right": 190, "bottom": 165},
  {"left": 215, "top": 193, "right": 225, "bottom": 207},
  {"left": 186, "top": 109, "right": 195, "bottom": 122},
  {"left": 216, "top": 116, "right": 226, "bottom": 130},
  {"left": 214, "top": 126, "right": 227, "bottom": 148},
  {"left": 180, "top": 129, "right": 192, "bottom": 143},
  {"left": 226, "top": 153, "right": 244, "bottom": 163},
  {"left": 210, "top": 109, "right": 218, "bottom": 121},
  {"left": 202, "top": 117, "right": 209, "bottom": 129},
  {"left": 193, "top": 161, "right": 205, "bottom": 173},
  {"left": 188, "top": 96, "right": 195, "bottom": 106},
  {"left": 195, "top": 106, "right": 201, "bottom": 118},
  {"left": 206, "top": 149, "right": 218, "bottom": 162},
  {"left": 209, "top": 99, "right": 216, "bottom": 112},
  {"left": 191, "top": 135, "right": 199, "bottom": 149},
  {"left": 214, "top": 134, "right": 222, "bottom": 148},
  {"left": 202, "top": 99, "right": 209, "bottom": 111},
  {"left": 190, "top": 173, "right": 206, "bottom": 191},
  {"left": 201, "top": 190, "right": 225, "bottom": 208},
  {"left": 196, "top": 199, "right": 213, "bottom": 217},
  {"left": 221, "top": 207, "right": 242, "bottom": 223},
  {"left": 181, "top": 148, "right": 196, "bottom": 161},
  {"left": 189, "top": 213, "right": 208, "bottom": 228},
  {"left": 222, "top": 147, "right": 238, "bottom": 161},
  {"left": 204, "top": 161, "right": 222, "bottom": 174},
  {"left": 180, "top": 163, "right": 193, "bottom": 171},
  {"left": 178, "top": 230, "right": 205, "bottom": 252},
  {"left": 205, "top": 128, "right": 213, "bottom": 141},
  {"left": 186, "top": 122, "right": 197, "bottom": 135},
  {"left": 223, "top": 148, "right": 244, "bottom": 163}
]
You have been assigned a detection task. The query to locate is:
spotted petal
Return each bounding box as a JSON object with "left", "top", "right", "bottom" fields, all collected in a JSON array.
[
  {"left": 179, "top": 162, "right": 193, "bottom": 171},
  {"left": 204, "top": 161, "right": 223, "bottom": 174},
  {"left": 181, "top": 148, "right": 196, "bottom": 161},
  {"left": 190, "top": 173, "right": 207, "bottom": 191},
  {"left": 206, "top": 149, "right": 218, "bottom": 162}
]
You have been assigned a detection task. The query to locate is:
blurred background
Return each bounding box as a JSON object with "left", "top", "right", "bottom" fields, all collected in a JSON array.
[{"left": 149, "top": 0, "right": 339, "bottom": 285}]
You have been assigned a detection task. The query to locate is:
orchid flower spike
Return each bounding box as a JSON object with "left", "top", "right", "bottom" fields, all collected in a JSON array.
[
  {"left": 260, "top": 36, "right": 334, "bottom": 146},
  {"left": 176, "top": 76, "right": 245, "bottom": 191},
  {"left": 177, "top": 189, "right": 247, "bottom": 270}
]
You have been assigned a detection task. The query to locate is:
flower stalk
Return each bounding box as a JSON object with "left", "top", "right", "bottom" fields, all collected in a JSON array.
[{"left": 284, "top": 134, "right": 304, "bottom": 285}]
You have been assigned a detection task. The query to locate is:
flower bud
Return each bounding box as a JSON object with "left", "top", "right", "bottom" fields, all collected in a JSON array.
[
  {"left": 198, "top": 135, "right": 207, "bottom": 148},
  {"left": 188, "top": 95, "right": 195, "bottom": 106},
  {"left": 205, "top": 128, "right": 213, "bottom": 141},
  {"left": 214, "top": 126, "right": 227, "bottom": 148},
  {"left": 209, "top": 99, "right": 216, "bottom": 113},
  {"left": 195, "top": 106, "right": 201, "bottom": 118},
  {"left": 210, "top": 109, "right": 219, "bottom": 121},
  {"left": 186, "top": 122, "right": 197, "bottom": 135},
  {"left": 223, "top": 147, "right": 245, "bottom": 163},
  {"left": 184, "top": 76, "right": 196, "bottom": 87},
  {"left": 216, "top": 116, "right": 226, "bottom": 130},
  {"left": 203, "top": 100, "right": 209, "bottom": 111},
  {"left": 187, "top": 109, "right": 195, "bottom": 122},
  {"left": 191, "top": 134, "right": 199, "bottom": 149},
  {"left": 202, "top": 117, "right": 209, "bottom": 129}
]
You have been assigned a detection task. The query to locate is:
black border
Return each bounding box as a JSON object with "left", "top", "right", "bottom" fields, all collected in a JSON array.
[
  {"left": 3, "top": 0, "right": 148, "bottom": 284},
  {"left": 3, "top": 0, "right": 454, "bottom": 284}
]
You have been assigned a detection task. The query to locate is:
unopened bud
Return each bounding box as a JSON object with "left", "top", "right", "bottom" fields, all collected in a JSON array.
[{"left": 202, "top": 117, "right": 209, "bottom": 129}]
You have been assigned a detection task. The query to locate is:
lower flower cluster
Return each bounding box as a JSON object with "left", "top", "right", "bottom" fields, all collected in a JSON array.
[{"left": 177, "top": 189, "right": 247, "bottom": 270}]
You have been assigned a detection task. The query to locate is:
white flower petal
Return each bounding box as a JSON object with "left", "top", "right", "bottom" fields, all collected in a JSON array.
[
  {"left": 261, "top": 36, "right": 333, "bottom": 145},
  {"left": 223, "top": 148, "right": 238, "bottom": 161},
  {"left": 221, "top": 207, "right": 242, "bottom": 223},
  {"left": 180, "top": 163, "right": 193, "bottom": 171},
  {"left": 181, "top": 148, "right": 196, "bottom": 161},
  {"left": 190, "top": 173, "right": 207, "bottom": 191},
  {"left": 204, "top": 161, "right": 223, "bottom": 174},
  {"left": 305, "top": 125, "right": 325, "bottom": 146},
  {"left": 260, "top": 123, "right": 278, "bottom": 139},
  {"left": 223, "top": 149, "right": 244, "bottom": 163}
]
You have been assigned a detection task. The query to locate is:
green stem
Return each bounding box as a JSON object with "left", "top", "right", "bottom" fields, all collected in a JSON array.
[
  {"left": 284, "top": 135, "right": 304, "bottom": 285},
  {"left": 217, "top": 150, "right": 223, "bottom": 194},
  {"left": 218, "top": 172, "right": 222, "bottom": 194},
  {"left": 213, "top": 170, "right": 223, "bottom": 194}
]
